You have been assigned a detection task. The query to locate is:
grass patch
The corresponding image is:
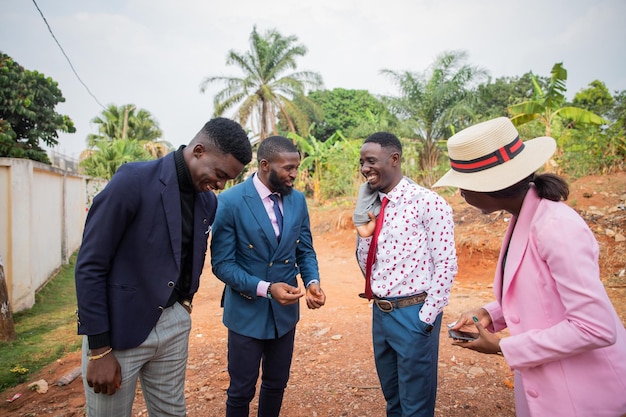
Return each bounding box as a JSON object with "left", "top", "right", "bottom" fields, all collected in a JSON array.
[{"left": 0, "top": 253, "right": 81, "bottom": 391}]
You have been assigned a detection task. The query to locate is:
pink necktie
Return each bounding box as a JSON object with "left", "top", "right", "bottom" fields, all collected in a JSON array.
[
  {"left": 268, "top": 194, "right": 283, "bottom": 239},
  {"left": 364, "top": 196, "right": 389, "bottom": 300}
]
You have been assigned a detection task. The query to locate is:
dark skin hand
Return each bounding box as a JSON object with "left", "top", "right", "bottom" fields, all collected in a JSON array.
[
  {"left": 305, "top": 283, "right": 326, "bottom": 309},
  {"left": 269, "top": 282, "right": 304, "bottom": 305},
  {"left": 450, "top": 308, "right": 502, "bottom": 355},
  {"left": 86, "top": 347, "right": 122, "bottom": 395},
  {"left": 268, "top": 282, "right": 326, "bottom": 309}
]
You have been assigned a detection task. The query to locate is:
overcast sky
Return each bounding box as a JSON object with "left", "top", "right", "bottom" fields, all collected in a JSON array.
[{"left": 2, "top": 0, "right": 625, "bottom": 158}]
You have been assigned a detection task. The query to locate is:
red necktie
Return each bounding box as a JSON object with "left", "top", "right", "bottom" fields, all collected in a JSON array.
[{"left": 364, "top": 196, "right": 389, "bottom": 300}]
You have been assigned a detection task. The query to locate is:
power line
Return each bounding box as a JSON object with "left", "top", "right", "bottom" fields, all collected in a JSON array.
[{"left": 31, "top": 0, "right": 106, "bottom": 110}]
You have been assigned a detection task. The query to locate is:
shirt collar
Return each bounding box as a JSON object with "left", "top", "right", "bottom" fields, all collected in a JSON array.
[
  {"left": 252, "top": 172, "right": 273, "bottom": 200},
  {"left": 379, "top": 177, "right": 409, "bottom": 204}
]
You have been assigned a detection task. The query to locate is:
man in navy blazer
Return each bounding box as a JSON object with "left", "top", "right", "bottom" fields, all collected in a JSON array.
[
  {"left": 75, "top": 118, "right": 252, "bottom": 417},
  {"left": 211, "top": 136, "right": 326, "bottom": 417}
]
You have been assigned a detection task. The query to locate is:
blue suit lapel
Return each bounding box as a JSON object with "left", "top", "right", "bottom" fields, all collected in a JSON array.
[
  {"left": 280, "top": 191, "right": 297, "bottom": 243},
  {"left": 242, "top": 178, "right": 280, "bottom": 248}
]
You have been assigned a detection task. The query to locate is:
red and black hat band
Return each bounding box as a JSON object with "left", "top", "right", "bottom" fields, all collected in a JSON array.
[{"left": 450, "top": 136, "right": 525, "bottom": 173}]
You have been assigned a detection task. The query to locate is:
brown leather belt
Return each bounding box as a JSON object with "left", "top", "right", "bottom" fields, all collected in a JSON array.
[{"left": 374, "top": 292, "right": 427, "bottom": 313}]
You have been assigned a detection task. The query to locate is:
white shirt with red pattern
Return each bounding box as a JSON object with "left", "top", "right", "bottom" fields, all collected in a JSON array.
[{"left": 357, "top": 177, "right": 458, "bottom": 324}]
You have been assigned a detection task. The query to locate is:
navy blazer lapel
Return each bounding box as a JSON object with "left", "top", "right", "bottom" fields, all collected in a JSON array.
[
  {"left": 242, "top": 177, "right": 280, "bottom": 248},
  {"left": 160, "top": 154, "right": 182, "bottom": 270}
]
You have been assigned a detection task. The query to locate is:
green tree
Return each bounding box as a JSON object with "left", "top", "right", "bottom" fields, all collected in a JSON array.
[
  {"left": 610, "top": 90, "right": 626, "bottom": 133},
  {"left": 508, "top": 63, "right": 606, "bottom": 171},
  {"left": 608, "top": 90, "right": 626, "bottom": 167},
  {"left": 564, "top": 88, "right": 624, "bottom": 174},
  {"left": 201, "top": 26, "right": 323, "bottom": 141},
  {"left": 348, "top": 108, "right": 413, "bottom": 141},
  {"left": 80, "top": 139, "right": 152, "bottom": 180},
  {"left": 288, "top": 129, "right": 348, "bottom": 202},
  {"left": 473, "top": 73, "right": 542, "bottom": 120},
  {"left": 572, "top": 80, "right": 615, "bottom": 118},
  {"left": 0, "top": 52, "right": 75, "bottom": 163},
  {"left": 86, "top": 104, "right": 171, "bottom": 159},
  {"left": 381, "top": 50, "right": 488, "bottom": 186},
  {"left": 296, "top": 88, "right": 397, "bottom": 140}
]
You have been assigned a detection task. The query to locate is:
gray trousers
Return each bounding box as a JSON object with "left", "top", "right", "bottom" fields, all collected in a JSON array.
[{"left": 81, "top": 302, "right": 192, "bottom": 417}]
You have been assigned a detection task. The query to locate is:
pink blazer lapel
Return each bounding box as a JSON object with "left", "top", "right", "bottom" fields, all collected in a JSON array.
[
  {"left": 499, "top": 188, "right": 542, "bottom": 300},
  {"left": 494, "top": 217, "right": 515, "bottom": 303}
]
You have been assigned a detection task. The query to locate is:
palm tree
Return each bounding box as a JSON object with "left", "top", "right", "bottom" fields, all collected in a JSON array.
[
  {"left": 80, "top": 139, "right": 152, "bottom": 180},
  {"left": 381, "top": 50, "right": 488, "bottom": 186},
  {"left": 87, "top": 104, "right": 123, "bottom": 147},
  {"left": 86, "top": 104, "right": 172, "bottom": 159},
  {"left": 508, "top": 62, "right": 606, "bottom": 170},
  {"left": 200, "top": 26, "right": 323, "bottom": 141}
]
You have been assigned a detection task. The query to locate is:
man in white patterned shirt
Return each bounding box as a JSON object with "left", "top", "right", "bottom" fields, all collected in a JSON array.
[{"left": 356, "top": 132, "right": 458, "bottom": 417}]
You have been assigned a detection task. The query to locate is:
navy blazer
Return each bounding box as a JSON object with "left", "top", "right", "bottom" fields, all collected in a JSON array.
[
  {"left": 75, "top": 153, "right": 216, "bottom": 349},
  {"left": 210, "top": 176, "right": 319, "bottom": 339}
]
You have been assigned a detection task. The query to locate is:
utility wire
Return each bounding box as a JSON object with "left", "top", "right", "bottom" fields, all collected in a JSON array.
[{"left": 31, "top": 0, "right": 106, "bottom": 109}]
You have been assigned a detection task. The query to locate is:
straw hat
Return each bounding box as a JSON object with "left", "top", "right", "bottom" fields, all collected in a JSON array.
[{"left": 432, "top": 117, "right": 556, "bottom": 192}]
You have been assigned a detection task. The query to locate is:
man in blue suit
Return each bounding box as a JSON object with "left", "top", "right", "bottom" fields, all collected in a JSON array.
[
  {"left": 75, "top": 118, "right": 252, "bottom": 417},
  {"left": 211, "top": 135, "right": 326, "bottom": 417}
]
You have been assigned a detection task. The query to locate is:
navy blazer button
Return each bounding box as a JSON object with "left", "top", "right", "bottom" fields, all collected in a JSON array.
[
  {"left": 248, "top": 244, "right": 254, "bottom": 249},
  {"left": 284, "top": 260, "right": 289, "bottom": 264},
  {"left": 269, "top": 262, "right": 273, "bottom": 267},
  {"left": 203, "top": 218, "right": 208, "bottom": 224},
  {"left": 158, "top": 306, "right": 164, "bottom": 311},
  {"left": 168, "top": 281, "right": 175, "bottom": 287}
]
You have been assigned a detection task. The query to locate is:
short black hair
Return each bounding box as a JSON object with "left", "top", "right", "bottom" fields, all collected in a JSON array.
[
  {"left": 364, "top": 132, "right": 402, "bottom": 155},
  {"left": 200, "top": 117, "right": 252, "bottom": 165},
  {"left": 257, "top": 136, "right": 299, "bottom": 162}
]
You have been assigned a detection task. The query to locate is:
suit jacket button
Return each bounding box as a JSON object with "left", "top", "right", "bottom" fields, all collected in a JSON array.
[
  {"left": 284, "top": 260, "right": 289, "bottom": 264},
  {"left": 269, "top": 262, "right": 273, "bottom": 267},
  {"left": 168, "top": 281, "right": 175, "bottom": 287},
  {"left": 248, "top": 244, "right": 254, "bottom": 249},
  {"left": 158, "top": 306, "right": 164, "bottom": 311},
  {"left": 203, "top": 218, "right": 208, "bottom": 224}
]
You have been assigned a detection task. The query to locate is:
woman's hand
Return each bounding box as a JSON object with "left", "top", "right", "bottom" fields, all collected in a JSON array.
[{"left": 449, "top": 309, "right": 502, "bottom": 355}]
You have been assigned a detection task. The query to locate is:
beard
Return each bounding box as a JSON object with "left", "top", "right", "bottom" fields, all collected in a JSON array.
[{"left": 269, "top": 169, "right": 293, "bottom": 196}]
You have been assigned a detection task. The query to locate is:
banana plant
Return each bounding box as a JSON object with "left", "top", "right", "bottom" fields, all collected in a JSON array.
[
  {"left": 288, "top": 127, "right": 347, "bottom": 203},
  {"left": 508, "top": 63, "right": 606, "bottom": 169}
]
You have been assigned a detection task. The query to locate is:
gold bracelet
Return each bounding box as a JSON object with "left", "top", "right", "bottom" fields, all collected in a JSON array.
[
  {"left": 181, "top": 300, "right": 193, "bottom": 313},
  {"left": 89, "top": 347, "right": 113, "bottom": 361}
]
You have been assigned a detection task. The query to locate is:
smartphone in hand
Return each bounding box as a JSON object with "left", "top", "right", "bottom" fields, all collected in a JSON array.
[{"left": 448, "top": 329, "right": 479, "bottom": 341}]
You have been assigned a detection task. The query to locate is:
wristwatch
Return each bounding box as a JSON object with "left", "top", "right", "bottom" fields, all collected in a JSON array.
[{"left": 267, "top": 283, "right": 273, "bottom": 299}]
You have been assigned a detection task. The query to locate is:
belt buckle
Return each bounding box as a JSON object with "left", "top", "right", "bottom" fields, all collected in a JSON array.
[{"left": 376, "top": 299, "right": 394, "bottom": 312}]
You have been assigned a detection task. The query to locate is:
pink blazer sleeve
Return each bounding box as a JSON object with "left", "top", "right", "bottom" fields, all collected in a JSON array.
[{"left": 498, "top": 199, "right": 618, "bottom": 370}]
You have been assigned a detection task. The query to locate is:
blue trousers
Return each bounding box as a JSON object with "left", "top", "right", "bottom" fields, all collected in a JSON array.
[
  {"left": 373, "top": 302, "right": 442, "bottom": 417},
  {"left": 225, "top": 328, "right": 296, "bottom": 417}
]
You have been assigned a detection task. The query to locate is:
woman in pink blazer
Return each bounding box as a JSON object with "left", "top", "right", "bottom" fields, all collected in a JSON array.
[{"left": 434, "top": 117, "right": 626, "bottom": 417}]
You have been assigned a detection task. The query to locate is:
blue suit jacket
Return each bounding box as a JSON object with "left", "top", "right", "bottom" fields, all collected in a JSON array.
[
  {"left": 75, "top": 153, "right": 216, "bottom": 349},
  {"left": 210, "top": 176, "right": 319, "bottom": 339}
]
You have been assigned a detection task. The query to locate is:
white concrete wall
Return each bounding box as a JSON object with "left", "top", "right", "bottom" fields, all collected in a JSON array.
[{"left": 0, "top": 157, "right": 105, "bottom": 312}]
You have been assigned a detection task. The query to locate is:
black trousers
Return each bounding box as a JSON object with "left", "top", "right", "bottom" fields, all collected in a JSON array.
[{"left": 225, "top": 328, "right": 296, "bottom": 417}]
